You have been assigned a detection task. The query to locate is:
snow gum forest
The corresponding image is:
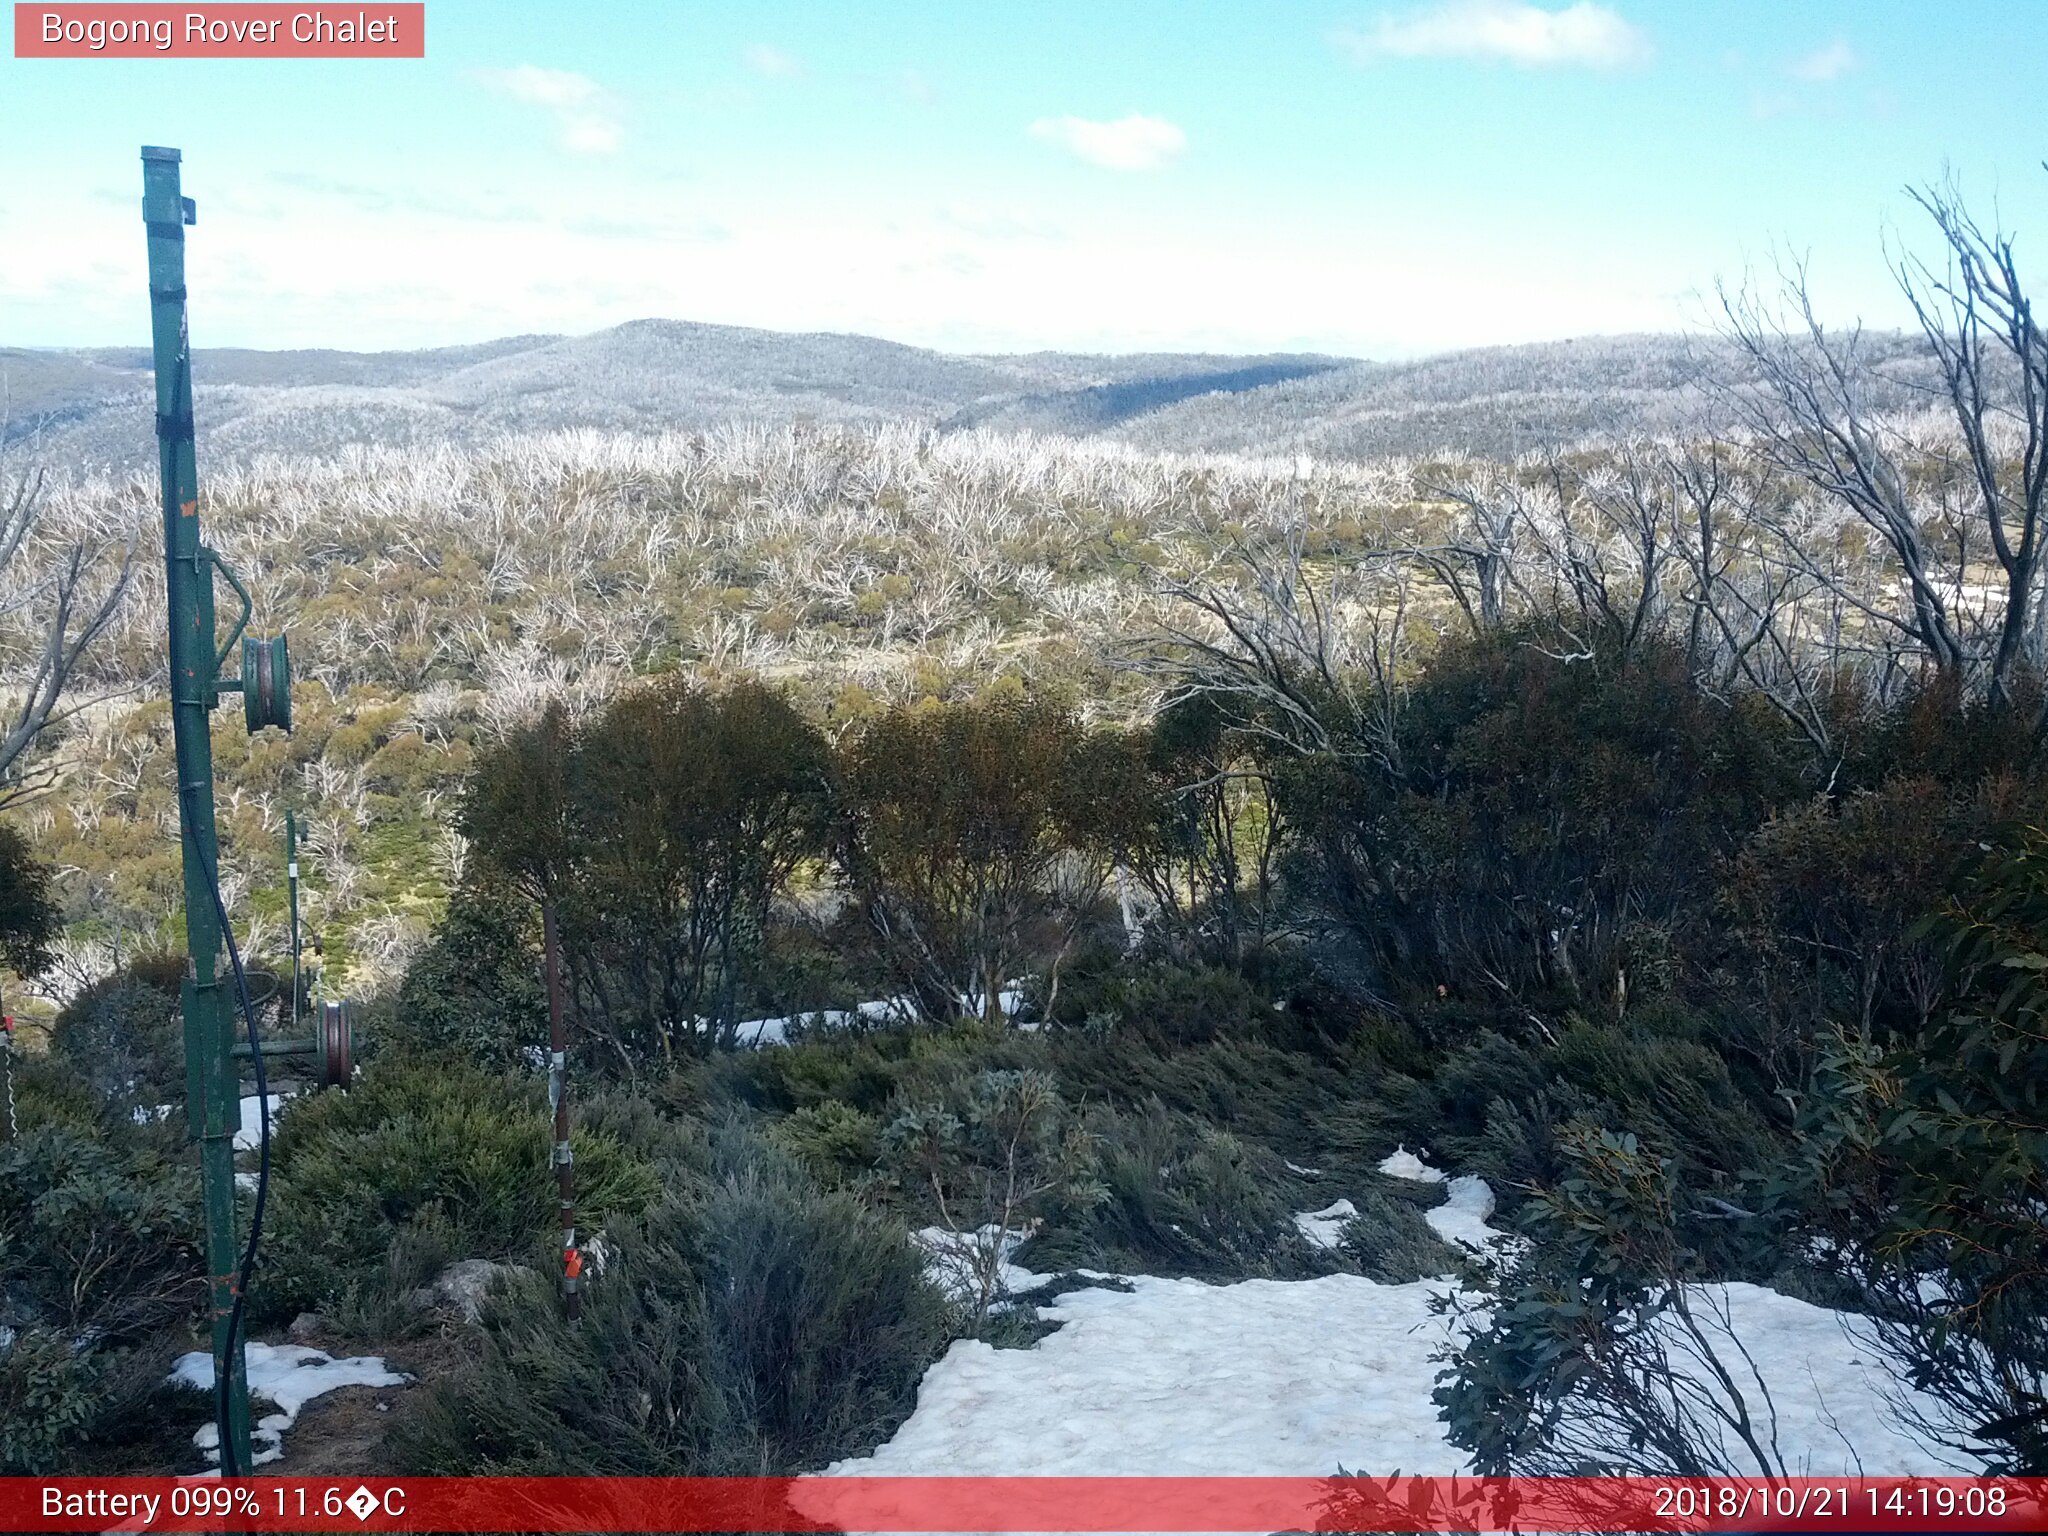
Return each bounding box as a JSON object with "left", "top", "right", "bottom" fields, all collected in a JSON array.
[{"left": 2, "top": 178, "right": 2046, "bottom": 1488}]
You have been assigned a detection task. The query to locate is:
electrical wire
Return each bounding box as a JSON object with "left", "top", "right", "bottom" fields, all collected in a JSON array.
[{"left": 179, "top": 782, "right": 270, "bottom": 1479}]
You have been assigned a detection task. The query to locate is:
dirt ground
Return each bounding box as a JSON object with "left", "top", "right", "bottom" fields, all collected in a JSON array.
[{"left": 131, "top": 1323, "right": 476, "bottom": 1476}]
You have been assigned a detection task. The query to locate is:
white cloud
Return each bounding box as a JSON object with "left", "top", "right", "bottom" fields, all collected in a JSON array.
[
  {"left": 1789, "top": 40, "right": 1857, "bottom": 82},
  {"left": 473, "top": 66, "right": 622, "bottom": 154},
  {"left": 0, "top": 168, "right": 1770, "bottom": 357},
  {"left": 1335, "top": 0, "right": 1651, "bottom": 69},
  {"left": 743, "top": 44, "right": 804, "bottom": 79},
  {"left": 1028, "top": 114, "right": 1186, "bottom": 172},
  {"left": 562, "top": 117, "right": 622, "bottom": 154}
]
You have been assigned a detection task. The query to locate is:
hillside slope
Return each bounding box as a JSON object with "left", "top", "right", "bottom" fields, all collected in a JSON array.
[{"left": 0, "top": 319, "right": 1936, "bottom": 471}]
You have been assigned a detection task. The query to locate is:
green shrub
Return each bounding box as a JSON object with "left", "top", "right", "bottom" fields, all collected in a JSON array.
[
  {"left": 8, "top": 1048, "right": 126, "bottom": 1136},
  {"left": 0, "top": 1328, "right": 184, "bottom": 1475},
  {"left": 1435, "top": 1126, "right": 1793, "bottom": 1477},
  {"left": 0, "top": 1123, "right": 201, "bottom": 1339},
  {"left": 392, "top": 1156, "right": 948, "bottom": 1474},
  {"left": 391, "top": 885, "right": 545, "bottom": 1067},
  {"left": 1789, "top": 833, "right": 2048, "bottom": 1473},
  {"left": 1, "top": 1328, "right": 110, "bottom": 1473},
  {"left": 0, "top": 1061, "right": 200, "bottom": 1474},
  {"left": 49, "top": 957, "right": 185, "bottom": 1110},
  {"left": 1305, "top": 1089, "right": 1434, "bottom": 1180},
  {"left": 1544, "top": 1020, "right": 1783, "bottom": 1188},
  {"left": 1048, "top": 1033, "right": 1342, "bottom": 1149},
  {"left": 1043, "top": 953, "right": 1265, "bottom": 1045},
  {"left": 880, "top": 1068, "right": 1101, "bottom": 1320},
  {"left": 1338, "top": 1183, "right": 1462, "bottom": 1284},
  {"left": 259, "top": 1056, "right": 662, "bottom": 1318},
  {"left": 461, "top": 678, "right": 836, "bottom": 1059},
  {"left": 1278, "top": 625, "right": 1797, "bottom": 1008},
  {"left": 701, "top": 1037, "right": 896, "bottom": 1116},
  {"left": 0, "top": 820, "right": 58, "bottom": 978},
  {"left": 1031, "top": 1101, "right": 1312, "bottom": 1280},
  {"left": 838, "top": 692, "right": 1147, "bottom": 1024},
  {"left": 768, "top": 1101, "right": 882, "bottom": 1188}
]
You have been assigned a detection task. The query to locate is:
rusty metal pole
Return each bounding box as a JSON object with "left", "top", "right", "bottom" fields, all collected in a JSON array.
[{"left": 542, "top": 903, "right": 579, "bottom": 1320}]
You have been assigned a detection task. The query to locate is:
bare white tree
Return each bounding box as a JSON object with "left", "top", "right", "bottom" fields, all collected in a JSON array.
[
  {"left": 1715, "top": 172, "right": 2048, "bottom": 709},
  {"left": 0, "top": 455, "right": 138, "bottom": 805}
]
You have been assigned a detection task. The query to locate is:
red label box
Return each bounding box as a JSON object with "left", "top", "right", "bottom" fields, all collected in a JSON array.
[{"left": 13, "top": 3, "right": 425, "bottom": 57}]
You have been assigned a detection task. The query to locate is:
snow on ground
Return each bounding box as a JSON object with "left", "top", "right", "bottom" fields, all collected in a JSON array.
[
  {"left": 1376, "top": 1148, "right": 1518, "bottom": 1259},
  {"left": 735, "top": 988, "right": 1029, "bottom": 1047},
  {"left": 133, "top": 1094, "right": 288, "bottom": 1150},
  {"left": 1424, "top": 1176, "right": 1508, "bottom": 1255},
  {"left": 170, "top": 1342, "right": 410, "bottom": 1468},
  {"left": 1377, "top": 1145, "right": 1447, "bottom": 1184},
  {"left": 233, "top": 1093, "right": 290, "bottom": 1151},
  {"left": 826, "top": 1272, "right": 1466, "bottom": 1480},
  {"left": 831, "top": 1147, "right": 1970, "bottom": 1483},
  {"left": 828, "top": 1264, "right": 1963, "bottom": 1480},
  {"left": 735, "top": 996, "right": 920, "bottom": 1047},
  {"left": 1293, "top": 1199, "right": 1357, "bottom": 1251},
  {"left": 914, "top": 1223, "right": 1049, "bottom": 1305}
]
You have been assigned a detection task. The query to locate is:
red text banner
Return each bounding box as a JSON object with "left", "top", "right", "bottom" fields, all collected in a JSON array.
[
  {"left": 14, "top": 4, "right": 424, "bottom": 57},
  {"left": 8, "top": 1476, "right": 2048, "bottom": 1534}
]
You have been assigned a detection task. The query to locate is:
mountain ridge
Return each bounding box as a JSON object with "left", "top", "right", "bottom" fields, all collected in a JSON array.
[{"left": 0, "top": 317, "right": 1932, "bottom": 472}]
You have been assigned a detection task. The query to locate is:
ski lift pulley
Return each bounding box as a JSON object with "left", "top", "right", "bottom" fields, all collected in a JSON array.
[
  {"left": 318, "top": 999, "right": 353, "bottom": 1088},
  {"left": 228, "top": 999, "right": 353, "bottom": 1087},
  {"left": 242, "top": 632, "right": 291, "bottom": 734}
]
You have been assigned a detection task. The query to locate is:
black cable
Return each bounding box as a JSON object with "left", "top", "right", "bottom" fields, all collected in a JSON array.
[
  {"left": 178, "top": 785, "right": 270, "bottom": 1479},
  {"left": 213, "top": 869, "right": 270, "bottom": 1477}
]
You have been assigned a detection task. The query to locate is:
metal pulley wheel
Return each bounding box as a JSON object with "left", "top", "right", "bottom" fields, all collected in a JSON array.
[
  {"left": 318, "top": 999, "right": 353, "bottom": 1087},
  {"left": 242, "top": 632, "right": 291, "bottom": 734}
]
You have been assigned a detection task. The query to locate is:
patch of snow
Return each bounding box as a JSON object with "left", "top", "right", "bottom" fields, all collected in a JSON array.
[
  {"left": 733, "top": 987, "right": 1030, "bottom": 1048},
  {"left": 130, "top": 1103, "right": 175, "bottom": 1125},
  {"left": 1425, "top": 1175, "right": 1512, "bottom": 1256},
  {"left": 234, "top": 1171, "right": 259, "bottom": 1193},
  {"left": 170, "top": 1342, "right": 410, "bottom": 1468},
  {"left": 1284, "top": 1160, "right": 1322, "bottom": 1176},
  {"left": 233, "top": 1093, "right": 291, "bottom": 1151},
  {"left": 823, "top": 1273, "right": 1468, "bottom": 1479},
  {"left": 820, "top": 1267, "right": 1969, "bottom": 1480},
  {"left": 1631, "top": 1282, "right": 1972, "bottom": 1475},
  {"left": 914, "top": 1223, "right": 1048, "bottom": 1306},
  {"left": 1378, "top": 1146, "right": 1448, "bottom": 1184},
  {"left": 733, "top": 997, "right": 917, "bottom": 1048},
  {"left": 1292, "top": 1199, "right": 1357, "bottom": 1251}
]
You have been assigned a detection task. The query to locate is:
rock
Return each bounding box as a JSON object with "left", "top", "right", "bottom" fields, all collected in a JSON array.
[
  {"left": 287, "top": 1312, "right": 325, "bottom": 1343},
  {"left": 409, "top": 1258, "right": 523, "bottom": 1325}
]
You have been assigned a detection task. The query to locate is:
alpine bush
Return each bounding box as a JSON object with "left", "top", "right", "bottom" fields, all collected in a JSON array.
[
  {"left": 259, "top": 1055, "right": 662, "bottom": 1318},
  {"left": 392, "top": 1149, "right": 948, "bottom": 1475}
]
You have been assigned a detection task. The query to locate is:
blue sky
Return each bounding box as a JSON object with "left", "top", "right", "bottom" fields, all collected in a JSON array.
[{"left": 3, "top": 0, "right": 2045, "bottom": 356}]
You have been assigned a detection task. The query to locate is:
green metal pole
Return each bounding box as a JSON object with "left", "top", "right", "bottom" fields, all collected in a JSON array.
[
  {"left": 287, "top": 808, "right": 301, "bottom": 1033},
  {"left": 142, "top": 144, "right": 252, "bottom": 1475}
]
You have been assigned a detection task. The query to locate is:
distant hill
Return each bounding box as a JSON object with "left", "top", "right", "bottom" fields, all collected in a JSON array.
[{"left": 0, "top": 318, "right": 1938, "bottom": 473}]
